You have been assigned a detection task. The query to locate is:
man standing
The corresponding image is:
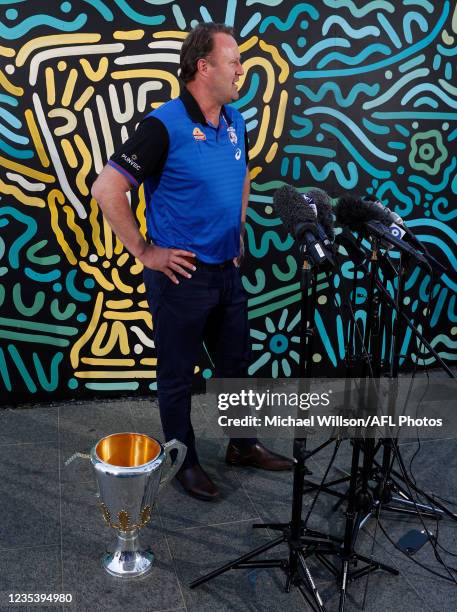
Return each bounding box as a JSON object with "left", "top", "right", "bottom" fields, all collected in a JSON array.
[{"left": 92, "top": 22, "right": 292, "bottom": 501}]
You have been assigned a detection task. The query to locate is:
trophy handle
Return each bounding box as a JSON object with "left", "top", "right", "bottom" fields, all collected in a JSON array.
[{"left": 159, "top": 439, "right": 187, "bottom": 490}]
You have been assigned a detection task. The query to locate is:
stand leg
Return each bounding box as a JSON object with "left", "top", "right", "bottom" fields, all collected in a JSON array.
[
  {"left": 189, "top": 535, "right": 285, "bottom": 589},
  {"left": 338, "top": 559, "right": 349, "bottom": 612},
  {"left": 297, "top": 550, "right": 326, "bottom": 612}
]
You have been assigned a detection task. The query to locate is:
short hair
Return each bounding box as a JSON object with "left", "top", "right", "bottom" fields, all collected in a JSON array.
[{"left": 179, "top": 22, "right": 235, "bottom": 84}]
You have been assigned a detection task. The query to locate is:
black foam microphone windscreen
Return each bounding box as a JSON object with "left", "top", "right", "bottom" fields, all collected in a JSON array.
[
  {"left": 335, "top": 194, "right": 391, "bottom": 228},
  {"left": 273, "top": 184, "right": 317, "bottom": 240},
  {"left": 306, "top": 188, "right": 335, "bottom": 241}
]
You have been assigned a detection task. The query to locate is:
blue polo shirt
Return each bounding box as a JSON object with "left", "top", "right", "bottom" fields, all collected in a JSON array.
[{"left": 108, "top": 88, "right": 249, "bottom": 263}]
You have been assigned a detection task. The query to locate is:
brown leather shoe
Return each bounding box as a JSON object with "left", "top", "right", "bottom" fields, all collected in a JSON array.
[
  {"left": 175, "top": 464, "right": 220, "bottom": 501},
  {"left": 225, "top": 441, "right": 294, "bottom": 471}
]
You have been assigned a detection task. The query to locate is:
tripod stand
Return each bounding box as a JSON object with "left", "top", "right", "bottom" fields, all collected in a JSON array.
[
  {"left": 190, "top": 248, "right": 398, "bottom": 611},
  {"left": 303, "top": 245, "right": 455, "bottom": 525}
]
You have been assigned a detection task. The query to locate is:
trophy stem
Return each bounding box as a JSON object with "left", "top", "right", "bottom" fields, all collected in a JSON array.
[{"left": 101, "top": 529, "right": 154, "bottom": 578}]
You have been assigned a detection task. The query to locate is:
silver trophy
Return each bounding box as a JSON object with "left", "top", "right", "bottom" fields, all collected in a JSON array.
[{"left": 91, "top": 432, "right": 186, "bottom": 578}]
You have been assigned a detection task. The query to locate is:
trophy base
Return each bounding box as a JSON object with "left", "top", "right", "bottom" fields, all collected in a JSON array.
[{"left": 102, "top": 529, "right": 154, "bottom": 578}]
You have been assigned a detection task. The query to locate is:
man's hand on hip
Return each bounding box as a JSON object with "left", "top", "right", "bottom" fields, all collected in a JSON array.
[{"left": 140, "top": 244, "right": 196, "bottom": 284}]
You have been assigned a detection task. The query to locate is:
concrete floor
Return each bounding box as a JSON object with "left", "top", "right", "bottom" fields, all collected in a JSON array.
[{"left": 1, "top": 394, "right": 456, "bottom": 611}]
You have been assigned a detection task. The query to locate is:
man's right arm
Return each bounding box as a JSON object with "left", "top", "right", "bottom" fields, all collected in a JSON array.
[{"left": 91, "top": 118, "right": 196, "bottom": 283}]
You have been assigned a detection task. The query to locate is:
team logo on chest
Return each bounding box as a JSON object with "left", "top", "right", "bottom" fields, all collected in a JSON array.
[
  {"left": 227, "top": 125, "right": 238, "bottom": 145},
  {"left": 193, "top": 127, "right": 206, "bottom": 141}
]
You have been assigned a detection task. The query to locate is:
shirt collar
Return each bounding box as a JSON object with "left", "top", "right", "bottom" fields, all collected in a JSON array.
[{"left": 180, "top": 87, "right": 233, "bottom": 126}]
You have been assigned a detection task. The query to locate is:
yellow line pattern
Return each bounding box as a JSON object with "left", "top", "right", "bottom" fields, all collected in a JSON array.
[
  {"left": 62, "top": 68, "right": 78, "bottom": 107},
  {"left": 0, "top": 179, "right": 45, "bottom": 208},
  {"left": 249, "top": 105, "right": 270, "bottom": 158},
  {"left": 114, "top": 30, "right": 145, "bottom": 40},
  {"left": 89, "top": 197, "right": 105, "bottom": 256},
  {"left": 117, "top": 253, "right": 129, "bottom": 267},
  {"left": 273, "top": 90, "right": 288, "bottom": 139},
  {"left": 91, "top": 320, "right": 129, "bottom": 356},
  {"left": 111, "top": 268, "right": 134, "bottom": 294},
  {"left": 239, "top": 36, "right": 259, "bottom": 53},
  {"left": 1, "top": 155, "right": 55, "bottom": 182},
  {"left": 238, "top": 57, "right": 274, "bottom": 103},
  {"left": 74, "top": 86, "right": 95, "bottom": 111},
  {"left": 79, "top": 57, "right": 109, "bottom": 81},
  {"left": 48, "top": 189, "right": 77, "bottom": 264},
  {"left": 73, "top": 134, "right": 92, "bottom": 196},
  {"left": 25, "top": 109, "right": 50, "bottom": 168},
  {"left": 104, "top": 311, "right": 152, "bottom": 326},
  {"left": 130, "top": 260, "right": 143, "bottom": 276},
  {"left": 0, "top": 70, "right": 23, "bottom": 96},
  {"left": 63, "top": 204, "right": 89, "bottom": 256},
  {"left": 153, "top": 31, "right": 187, "bottom": 39},
  {"left": 259, "top": 40, "right": 289, "bottom": 83},
  {"left": 48, "top": 108, "right": 77, "bottom": 136},
  {"left": 45, "top": 67, "right": 55, "bottom": 105},
  {"left": 103, "top": 214, "right": 113, "bottom": 259},
  {"left": 114, "top": 235, "right": 124, "bottom": 255},
  {"left": 266, "top": 142, "right": 278, "bottom": 163},
  {"left": 79, "top": 261, "right": 115, "bottom": 291},
  {"left": 111, "top": 69, "right": 180, "bottom": 98},
  {"left": 250, "top": 166, "right": 263, "bottom": 179},
  {"left": 81, "top": 357, "right": 135, "bottom": 366},
  {"left": 140, "top": 358, "right": 158, "bottom": 366},
  {"left": 16, "top": 33, "right": 101, "bottom": 67},
  {"left": 0, "top": 46, "right": 15, "bottom": 57},
  {"left": 61, "top": 138, "right": 78, "bottom": 168},
  {"left": 70, "top": 291, "right": 103, "bottom": 368},
  {"left": 106, "top": 299, "right": 133, "bottom": 309},
  {"left": 75, "top": 371, "right": 156, "bottom": 379}
]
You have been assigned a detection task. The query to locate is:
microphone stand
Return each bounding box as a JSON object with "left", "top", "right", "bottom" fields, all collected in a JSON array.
[
  {"left": 304, "top": 243, "right": 399, "bottom": 612},
  {"left": 304, "top": 246, "right": 455, "bottom": 527},
  {"left": 190, "top": 245, "right": 337, "bottom": 611},
  {"left": 364, "top": 252, "right": 454, "bottom": 522}
]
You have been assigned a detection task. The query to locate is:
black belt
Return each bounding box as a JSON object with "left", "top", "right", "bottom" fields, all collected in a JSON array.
[{"left": 195, "top": 258, "right": 234, "bottom": 269}]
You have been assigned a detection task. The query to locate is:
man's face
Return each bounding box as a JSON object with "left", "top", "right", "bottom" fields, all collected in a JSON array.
[{"left": 206, "top": 33, "right": 243, "bottom": 104}]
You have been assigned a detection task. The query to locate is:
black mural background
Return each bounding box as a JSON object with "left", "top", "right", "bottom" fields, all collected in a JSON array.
[{"left": 0, "top": 1, "right": 456, "bottom": 403}]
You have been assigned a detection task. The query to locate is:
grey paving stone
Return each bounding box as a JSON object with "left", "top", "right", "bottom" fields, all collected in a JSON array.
[
  {"left": 59, "top": 402, "right": 138, "bottom": 483},
  {"left": 402, "top": 575, "right": 457, "bottom": 612},
  {"left": 164, "top": 521, "right": 315, "bottom": 612},
  {"left": 0, "top": 407, "right": 58, "bottom": 446},
  {"left": 2, "top": 397, "right": 457, "bottom": 612},
  {"left": 158, "top": 473, "right": 259, "bottom": 533},
  {"left": 0, "top": 544, "right": 61, "bottom": 610},
  {"left": 0, "top": 443, "right": 60, "bottom": 550}
]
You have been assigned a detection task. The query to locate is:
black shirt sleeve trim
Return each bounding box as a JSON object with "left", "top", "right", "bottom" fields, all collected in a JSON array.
[{"left": 109, "top": 116, "right": 169, "bottom": 186}]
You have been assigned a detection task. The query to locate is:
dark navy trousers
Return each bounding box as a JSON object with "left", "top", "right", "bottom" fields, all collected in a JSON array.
[{"left": 144, "top": 261, "right": 254, "bottom": 469}]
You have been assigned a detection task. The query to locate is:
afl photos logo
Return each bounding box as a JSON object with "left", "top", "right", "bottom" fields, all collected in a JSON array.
[{"left": 193, "top": 127, "right": 206, "bottom": 141}]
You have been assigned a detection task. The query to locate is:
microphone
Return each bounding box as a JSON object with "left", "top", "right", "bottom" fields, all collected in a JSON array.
[
  {"left": 334, "top": 195, "right": 432, "bottom": 270},
  {"left": 363, "top": 196, "right": 447, "bottom": 273},
  {"left": 305, "top": 187, "right": 335, "bottom": 243},
  {"left": 273, "top": 184, "right": 335, "bottom": 267}
]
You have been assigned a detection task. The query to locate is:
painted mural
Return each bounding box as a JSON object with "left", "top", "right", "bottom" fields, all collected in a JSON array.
[{"left": 0, "top": 0, "right": 456, "bottom": 402}]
